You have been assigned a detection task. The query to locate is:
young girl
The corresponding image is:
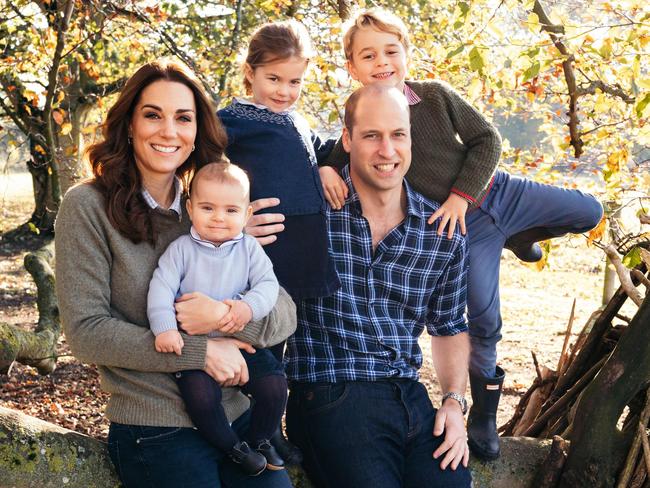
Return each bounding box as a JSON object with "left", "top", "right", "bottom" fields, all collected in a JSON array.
[{"left": 217, "top": 19, "right": 340, "bottom": 462}]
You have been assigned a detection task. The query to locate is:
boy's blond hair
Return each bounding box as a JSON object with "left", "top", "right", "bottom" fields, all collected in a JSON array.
[
  {"left": 190, "top": 160, "right": 250, "bottom": 202},
  {"left": 342, "top": 8, "right": 411, "bottom": 61}
]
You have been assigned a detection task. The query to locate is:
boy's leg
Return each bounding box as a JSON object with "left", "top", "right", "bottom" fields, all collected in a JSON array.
[
  {"left": 491, "top": 173, "right": 603, "bottom": 254},
  {"left": 176, "top": 370, "right": 239, "bottom": 452},
  {"left": 241, "top": 349, "right": 288, "bottom": 469},
  {"left": 465, "top": 204, "right": 508, "bottom": 461}
]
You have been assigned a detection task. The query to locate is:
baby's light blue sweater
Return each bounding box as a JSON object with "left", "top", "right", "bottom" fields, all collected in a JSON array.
[{"left": 147, "top": 230, "right": 279, "bottom": 336}]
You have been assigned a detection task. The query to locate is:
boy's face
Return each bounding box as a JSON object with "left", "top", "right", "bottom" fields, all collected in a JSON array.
[
  {"left": 186, "top": 178, "right": 252, "bottom": 245},
  {"left": 347, "top": 28, "right": 408, "bottom": 90}
]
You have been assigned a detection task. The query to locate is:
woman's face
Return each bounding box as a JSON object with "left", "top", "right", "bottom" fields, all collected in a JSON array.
[{"left": 129, "top": 80, "right": 197, "bottom": 183}]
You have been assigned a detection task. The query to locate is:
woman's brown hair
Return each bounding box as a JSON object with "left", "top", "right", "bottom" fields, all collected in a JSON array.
[
  {"left": 87, "top": 59, "right": 226, "bottom": 244},
  {"left": 243, "top": 20, "right": 314, "bottom": 93}
]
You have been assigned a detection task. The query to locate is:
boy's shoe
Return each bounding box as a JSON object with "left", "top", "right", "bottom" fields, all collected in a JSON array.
[
  {"left": 270, "top": 427, "right": 303, "bottom": 466},
  {"left": 229, "top": 441, "right": 267, "bottom": 476},
  {"left": 255, "top": 440, "right": 285, "bottom": 470}
]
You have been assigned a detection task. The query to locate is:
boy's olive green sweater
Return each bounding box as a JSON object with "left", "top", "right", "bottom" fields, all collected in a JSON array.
[
  {"left": 55, "top": 183, "right": 296, "bottom": 427},
  {"left": 326, "top": 80, "right": 502, "bottom": 208}
]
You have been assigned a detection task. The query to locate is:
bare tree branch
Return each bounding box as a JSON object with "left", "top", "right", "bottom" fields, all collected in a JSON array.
[
  {"left": 604, "top": 244, "right": 644, "bottom": 306},
  {"left": 577, "top": 81, "right": 635, "bottom": 104}
]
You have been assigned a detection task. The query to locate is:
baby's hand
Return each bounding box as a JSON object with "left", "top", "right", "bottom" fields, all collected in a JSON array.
[
  {"left": 215, "top": 299, "right": 253, "bottom": 335},
  {"left": 155, "top": 330, "right": 184, "bottom": 356},
  {"left": 319, "top": 166, "right": 348, "bottom": 210},
  {"left": 428, "top": 193, "right": 469, "bottom": 239}
]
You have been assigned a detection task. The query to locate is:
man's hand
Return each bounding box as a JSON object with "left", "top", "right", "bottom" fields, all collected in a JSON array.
[
  {"left": 215, "top": 299, "right": 253, "bottom": 335},
  {"left": 428, "top": 193, "right": 469, "bottom": 239},
  {"left": 245, "top": 198, "right": 285, "bottom": 246},
  {"left": 175, "top": 292, "right": 229, "bottom": 335},
  {"left": 319, "top": 166, "right": 348, "bottom": 210},
  {"left": 432, "top": 399, "right": 470, "bottom": 470},
  {"left": 154, "top": 329, "right": 184, "bottom": 355},
  {"left": 204, "top": 338, "right": 256, "bottom": 387}
]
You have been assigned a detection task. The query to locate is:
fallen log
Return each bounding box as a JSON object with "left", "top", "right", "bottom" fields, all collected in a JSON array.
[{"left": 0, "top": 406, "right": 553, "bottom": 488}]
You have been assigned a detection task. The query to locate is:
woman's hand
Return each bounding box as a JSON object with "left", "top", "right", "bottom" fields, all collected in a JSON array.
[
  {"left": 427, "top": 193, "right": 469, "bottom": 239},
  {"left": 175, "top": 292, "right": 229, "bottom": 335},
  {"left": 319, "top": 166, "right": 348, "bottom": 210},
  {"left": 204, "top": 338, "right": 256, "bottom": 387},
  {"left": 245, "top": 198, "right": 285, "bottom": 246}
]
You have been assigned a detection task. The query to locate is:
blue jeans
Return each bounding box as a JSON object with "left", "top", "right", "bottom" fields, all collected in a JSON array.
[
  {"left": 466, "top": 171, "right": 603, "bottom": 377},
  {"left": 286, "top": 379, "right": 472, "bottom": 488},
  {"left": 107, "top": 409, "right": 292, "bottom": 488}
]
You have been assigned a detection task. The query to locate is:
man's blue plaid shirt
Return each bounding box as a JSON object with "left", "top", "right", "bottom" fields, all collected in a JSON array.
[{"left": 286, "top": 166, "right": 469, "bottom": 382}]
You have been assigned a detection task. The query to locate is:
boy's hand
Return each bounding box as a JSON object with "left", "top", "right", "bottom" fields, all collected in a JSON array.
[
  {"left": 155, "top": 330, "right": 184, "bottom": 356},
  {"left": 215, "top": 300, "right": 253, "bottom": 335},
  {"left": 428, "top": 193, "right": 469, "bottom": 239},
  {"left": 319, "top": 166, "right": 348, "bottom": 210}
]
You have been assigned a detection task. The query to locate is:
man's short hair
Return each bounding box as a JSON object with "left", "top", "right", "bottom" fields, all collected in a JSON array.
[
  {"left": 190, "top": 160, "right": 250, "bottom": 202},
  {"left": 344, "top": 85, "right": 409, "bottom": 134},
  {"left": 342, "top": 8, "right": 411, "bottom": 61}
]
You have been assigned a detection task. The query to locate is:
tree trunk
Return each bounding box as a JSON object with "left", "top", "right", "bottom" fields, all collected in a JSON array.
[
  {"left": 0, "top": 242, "right": 59, "bottom": 375},
  {"left": 560, "top": 294, "right": 650, "bottom": 487},
  {"left": 0, "top": 405, "right": 553, "bottom": 488}
]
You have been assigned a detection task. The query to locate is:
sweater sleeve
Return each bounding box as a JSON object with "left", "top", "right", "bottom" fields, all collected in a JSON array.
[
  {"left": 147, "top": 239, "right": 184, "bottom": 335},
  {"left": 431, "top": 81, "right": 502, "bottom": 203},
  {"left": 311, "top": 131, "right": 337, "bottom": 165},
  {"left": 320, "top": 136, "right": 350, "bottom": 170},
  {"left": 240, "top": 236, "right": 279, "bottom": 321},
  {"left": 55, "top": 185, "right": 207, "bottom": 372}
]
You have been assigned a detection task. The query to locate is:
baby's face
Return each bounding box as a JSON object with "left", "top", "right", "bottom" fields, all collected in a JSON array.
[{"left": 187, "top": 179, "right": 251, "bottom": 245}]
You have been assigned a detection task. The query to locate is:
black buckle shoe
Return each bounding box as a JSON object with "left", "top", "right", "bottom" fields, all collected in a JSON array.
[
  {"left": 229, "top": 441, "right": 267, "bottom": 476},
  {"left": 256, "top": 440, "right": 285, "bottom": 470},
  {"left": 270, "top": 427, "right": 303, "bottom": 466}
]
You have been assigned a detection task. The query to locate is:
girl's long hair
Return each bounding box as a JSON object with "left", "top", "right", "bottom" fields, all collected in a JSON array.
[{"left": 87, "top": 60, "right": 226, "bottom": 244}]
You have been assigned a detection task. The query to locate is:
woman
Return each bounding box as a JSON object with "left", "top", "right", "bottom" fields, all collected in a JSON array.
[{"left": 55, "top": 60, "right": 295, "bottom": 488}]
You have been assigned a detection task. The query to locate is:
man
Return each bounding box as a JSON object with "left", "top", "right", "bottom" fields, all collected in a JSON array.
[{"left": 281, "top": 85, "right": 472, "bottom": 488}]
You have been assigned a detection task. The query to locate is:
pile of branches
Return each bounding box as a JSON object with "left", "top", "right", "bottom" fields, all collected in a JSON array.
[{"left": 500, "top": 257, "right": 650, "bottom": 488}]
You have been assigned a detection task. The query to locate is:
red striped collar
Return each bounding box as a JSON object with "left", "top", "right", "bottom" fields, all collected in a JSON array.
[{"left": 403, "top": 83, "right": 422, "bottom": 105}]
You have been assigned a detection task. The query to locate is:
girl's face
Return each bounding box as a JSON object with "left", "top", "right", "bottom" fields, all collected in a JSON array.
[
  {"left": 245, "top": 56, "right": 308, "bottom": 112},
  {"left": 129, "top": 80, "right": 197, "bottom": 184}
]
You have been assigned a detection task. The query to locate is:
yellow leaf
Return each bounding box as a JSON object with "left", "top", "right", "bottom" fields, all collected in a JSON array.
[
  {"left": 526, "top": 12, "right": 540, "bottom": 33},
  {"left": 60, "top": 122, "right": 72, "bottom": 135},
  {"left": 587, "top": 217, "right": 607, "bottom": 246},
  {"left": 34, "top": 144, "right": 46, "bottom": 155},
  {"left": 57, "top": 91, "right": 65, "bottom": 103}
]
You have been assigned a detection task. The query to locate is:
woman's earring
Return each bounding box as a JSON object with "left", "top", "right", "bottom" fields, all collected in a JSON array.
[
  {"left": 128, "top": 136, "right": 132, "bottom": 145},
  {"left": 191, "top": 144, "right": 195, "bottom": 152}
]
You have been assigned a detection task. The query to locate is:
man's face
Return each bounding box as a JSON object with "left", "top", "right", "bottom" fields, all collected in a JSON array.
[
  {"left": 343, "top": 92, "right": 411, "bottom": 196},
  {"left": 346, "top": 28, "right": 408, "bottom": 90}
]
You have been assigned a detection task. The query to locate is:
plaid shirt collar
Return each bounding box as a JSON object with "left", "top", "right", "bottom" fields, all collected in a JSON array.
[
  {"left": 403, "top": 82, "right": 422, "bottom": 105},
  {"left": 343, "top": 166, "right": 424, "bottom": 221},
  {"left": 141, "top": 176, "right": 182, "bottom": 215}
]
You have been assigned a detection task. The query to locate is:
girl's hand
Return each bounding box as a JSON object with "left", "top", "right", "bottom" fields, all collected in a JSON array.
[
  {"left": 319, "top": 166, "right": 348, "bottom": 210},
  {"left": 204, "top": 338, "right": 256, "bottom": 387},
  {"left": 245, "top": 198, "right": 285, "bottom": 246},
  {"left": 155, "top": 330, "right": 184, "bottom": 356},
  {"left": 175, "top": 292, "right": 229, "bottom": 335},
  {"left": 427, "top": 193, "right": 469, "bottom": 239},
  {"left": 215, "top": 299, "right": 252, "bottom": 335}
]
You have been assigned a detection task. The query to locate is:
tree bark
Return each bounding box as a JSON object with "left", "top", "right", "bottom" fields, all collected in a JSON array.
[
  {"left": 560, "top": 294, "right": 650, "bottom": 487},
  {"left": 0, "top": 242, "right": 59, "bottom": 375}
]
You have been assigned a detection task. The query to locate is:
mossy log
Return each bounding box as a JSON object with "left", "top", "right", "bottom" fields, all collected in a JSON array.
[
  {"left": 0, "top": 242, "right": 59, "bottom": 375},
  {"left": 0, "top": 406, "right": 552, "bottom": 488}
]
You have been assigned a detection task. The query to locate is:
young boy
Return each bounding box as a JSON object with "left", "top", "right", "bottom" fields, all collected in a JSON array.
[
  {"left": 319, "top": 8, "right": 603, "bottom": 461},
  {"left": 147, "top": 161, "right": 287, "bottom": 475}
]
